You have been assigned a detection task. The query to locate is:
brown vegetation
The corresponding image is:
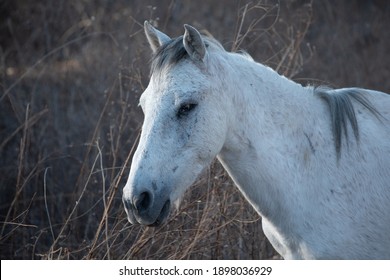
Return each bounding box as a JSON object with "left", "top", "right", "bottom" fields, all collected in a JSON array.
[{"left": 1, "top": 0, "right": 389, "bottom": 259}]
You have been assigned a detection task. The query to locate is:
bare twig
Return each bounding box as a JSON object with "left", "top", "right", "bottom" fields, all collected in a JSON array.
[{"left": 43, "top": 167, "right": 55, "bottom": 244}]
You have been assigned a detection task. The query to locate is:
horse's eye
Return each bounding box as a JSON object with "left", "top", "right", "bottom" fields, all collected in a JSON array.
[{"left": 177, "top": 103, "right": 197, "bottom": 118}]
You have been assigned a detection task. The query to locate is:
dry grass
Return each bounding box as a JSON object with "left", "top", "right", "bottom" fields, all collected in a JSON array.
[{"left": 1, "top": 0, "right": 389, "bottom": 259}]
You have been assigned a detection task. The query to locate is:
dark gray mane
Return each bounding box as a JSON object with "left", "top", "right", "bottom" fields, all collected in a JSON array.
[{"left": 315, "top": 87, "right": 382, "bottom": 158}]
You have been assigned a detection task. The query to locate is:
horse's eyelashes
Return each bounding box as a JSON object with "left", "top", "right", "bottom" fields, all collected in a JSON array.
[{"left": 177, "top": 103, "right": 197, "bottom": 118}]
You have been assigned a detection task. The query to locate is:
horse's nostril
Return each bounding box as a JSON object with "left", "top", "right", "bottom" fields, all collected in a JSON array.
[{"left": 134, "top": 191, "right": 151, "bottom": 212}]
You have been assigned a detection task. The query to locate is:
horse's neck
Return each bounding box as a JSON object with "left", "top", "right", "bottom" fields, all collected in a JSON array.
[{"left": 217, "top": 55, "right": 316, "bottom": 220}]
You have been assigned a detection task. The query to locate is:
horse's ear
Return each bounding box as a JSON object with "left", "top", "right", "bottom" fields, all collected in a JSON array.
[
  {"left": 144, "top": 21, "right": 171, "bottom": 53},
  {"left": 183, "top": 24, "right": 206, "bottom": 62}
]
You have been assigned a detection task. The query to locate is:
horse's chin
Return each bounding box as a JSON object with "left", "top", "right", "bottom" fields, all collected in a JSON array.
[{"left": 147, "top": 199, "right": 170, "bottom": 227}]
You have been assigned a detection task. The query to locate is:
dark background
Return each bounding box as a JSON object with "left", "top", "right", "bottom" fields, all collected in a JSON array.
[{"left": 1, "top": 0, "right": 389, "bottom": 259}]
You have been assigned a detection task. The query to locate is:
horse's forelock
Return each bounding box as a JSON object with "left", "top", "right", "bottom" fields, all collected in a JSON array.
[
  {"left": 150, "top": 36, "right": 188, "bottom": 76},
  {"left": 150, "top": 34, "right": 224, "bottom": 76}
]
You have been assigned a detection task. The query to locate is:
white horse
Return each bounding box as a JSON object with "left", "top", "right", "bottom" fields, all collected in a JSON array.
[{"left": 122, "top": 21, "right": 390, "bottom": 259}]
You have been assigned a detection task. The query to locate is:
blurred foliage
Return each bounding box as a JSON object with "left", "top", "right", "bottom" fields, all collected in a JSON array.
[{"left": 0, "top": 0, "right": 389, "bottom": 259}]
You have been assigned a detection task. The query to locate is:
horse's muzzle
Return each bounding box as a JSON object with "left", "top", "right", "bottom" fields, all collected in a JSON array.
[{"left": 122, "top": 191, "right": 170, "bottom": 227}]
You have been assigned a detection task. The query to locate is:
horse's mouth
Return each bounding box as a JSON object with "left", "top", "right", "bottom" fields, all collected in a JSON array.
[{"left": 148, "top": 200, "right": 170, "bottom": 227}]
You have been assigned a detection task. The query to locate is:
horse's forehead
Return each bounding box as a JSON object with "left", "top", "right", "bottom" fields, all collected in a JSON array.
[
  {"left": 149, "top": 64, "right": 206, "bottom": 96},
  {"left": 141, "top": 77, "right": 196, "bottom": 111}
]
